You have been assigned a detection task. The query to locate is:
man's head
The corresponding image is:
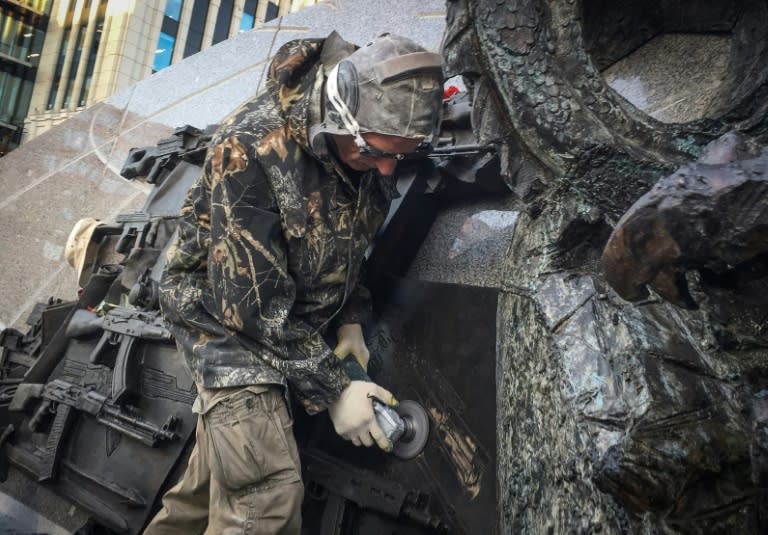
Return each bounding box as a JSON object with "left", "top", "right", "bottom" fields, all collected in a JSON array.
[{"left": 321, "top": 33, "right": 445, "bottom": 174}]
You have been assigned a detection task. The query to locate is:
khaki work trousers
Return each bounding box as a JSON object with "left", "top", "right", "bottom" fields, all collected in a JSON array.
[{"left": 144, "top": 387, "right": 303, "bottom": 535}]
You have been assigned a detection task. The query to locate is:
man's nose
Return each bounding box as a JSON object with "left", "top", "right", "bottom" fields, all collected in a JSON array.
[{"left": 375, "top": 158, "right": 397, "bottom": 176}]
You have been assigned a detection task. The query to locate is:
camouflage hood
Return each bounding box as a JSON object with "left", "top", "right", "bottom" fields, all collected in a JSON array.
[
  {"left": 266, "top": 32, "right": 444, "bottom": 157},
  {"left": 265, "top": 32, "right": 357, "bottom": 155},
  {"left": 260, "top": 33, "right": 399, "bottom": 240}
]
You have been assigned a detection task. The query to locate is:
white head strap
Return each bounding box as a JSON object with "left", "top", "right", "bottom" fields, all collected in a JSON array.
[{"left": 326, "top": 63, "right": 366, "bottom": 148}]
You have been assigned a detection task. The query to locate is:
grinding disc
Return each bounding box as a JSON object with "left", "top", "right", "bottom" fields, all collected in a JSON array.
[{"left": 392, "top": 400, "right": 430, "bottom": 460}]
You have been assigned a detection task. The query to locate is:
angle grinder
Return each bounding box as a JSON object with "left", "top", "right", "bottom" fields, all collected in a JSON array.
[
  {"left": 341, "top": 354, "right": 430, "bottom": 460},
  {"left": 372, "top": 398, "right": 430, "bottom": 459}
]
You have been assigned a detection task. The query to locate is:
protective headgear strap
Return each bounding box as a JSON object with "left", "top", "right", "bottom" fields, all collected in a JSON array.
[
  {"left": 374, "top": 52, "right": 444, "bottom": 83},
  {"left": 327, "top": 63, "right": 366, "bottom": 148}
]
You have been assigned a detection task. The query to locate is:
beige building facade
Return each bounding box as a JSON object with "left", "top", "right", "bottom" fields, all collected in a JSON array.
[{"left": 24, "top": 0, "right": 314, "bottom": 140}]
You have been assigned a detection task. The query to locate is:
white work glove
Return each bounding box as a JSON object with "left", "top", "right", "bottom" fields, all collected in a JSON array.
[
  {"left": 328, "top": 381, "right": 397, "bottom": 451},
  {"left": 333, "top": 323, "right": 370, "bottom": 371}
]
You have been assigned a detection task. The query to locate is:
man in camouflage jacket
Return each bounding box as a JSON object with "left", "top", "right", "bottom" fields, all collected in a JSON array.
[{"left": 144, "top": 32, "right": 444, "bottom": 534}]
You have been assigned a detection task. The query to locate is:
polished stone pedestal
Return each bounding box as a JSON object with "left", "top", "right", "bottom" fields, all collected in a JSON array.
[{"left": 604, "top": 33, "right": 732, "bottom": 123}]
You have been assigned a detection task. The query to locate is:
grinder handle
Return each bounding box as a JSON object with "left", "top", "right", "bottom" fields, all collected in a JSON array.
[
  {"left": 339, "top": 354, "right": 404, "bottom": 444},
  {"left": 339, "top": 353, "right": 373, "bottom": 382}
]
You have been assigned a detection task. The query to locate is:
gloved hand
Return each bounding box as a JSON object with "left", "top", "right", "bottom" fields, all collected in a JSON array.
[
  {"left": 328, "top": 381, "right": 397, "bottom": 451},
  {"left": 333, "top": 323, "right": 370, "bottom": 371}
]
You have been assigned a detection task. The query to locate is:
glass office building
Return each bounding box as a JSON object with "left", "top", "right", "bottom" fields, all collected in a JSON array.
[
  {"left": 18, "top": 0, "right": 307, "bottom": 146},
  {"left": 0, "top": 0, "right": 51, "bottom": 155},
  {"left": 153, "top": 0, "right": 285, "bottom": 73}
]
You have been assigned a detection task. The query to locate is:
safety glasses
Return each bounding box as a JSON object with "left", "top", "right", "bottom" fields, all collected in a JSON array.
[{"left": 358, "top": 141, "right": 432, "bottom": 161}]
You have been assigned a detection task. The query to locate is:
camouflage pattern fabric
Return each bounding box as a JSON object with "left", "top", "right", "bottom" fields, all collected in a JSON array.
[{"left": 159, "top": 35, "right": 396, "bottom": 413}]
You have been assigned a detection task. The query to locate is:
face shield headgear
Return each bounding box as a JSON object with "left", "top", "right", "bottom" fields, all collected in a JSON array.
[{"left": 319, "top": 33, "right": 445, "bottom": 154}]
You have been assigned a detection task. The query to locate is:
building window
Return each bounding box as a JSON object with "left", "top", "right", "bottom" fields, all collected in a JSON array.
[
  {"left": 0, "top": 6, "right": 46, "bottom": 65},
  {"left": 0, "top": 0, "right": 50, "bottom": 154},
  {"left": 0, "top": 12, "right": 21, "bottom": 59},
  {"left": 78, "top": 0, "right": 106, "bottom": 107},
  {"left": 0, "top": 67, "right": 24, "bottom": 124},
  {"left": 46, "top": 1, "right": 75, "bottom": 110},
  {"left": 239, "top": 0, "right": 256, "bottom": 32},
  {"left": 19, "top": 0, "right": 52, "bottom": 14},
  {"left": 153, "top": 0, "right": 182, "bottom": 72},
  {"left": 62, "top": 0, "right": 93, "bottom": 109},
  {"left": 212, "top": 0, "right": 233, "bottom": 45},
  {"left": 154, "top": 32, "right": 175, "bottom": 71},
  {"left": 0, "top": 62, "right": 34, "bottom": 132},
  {"left": 265, "top": 1, "right": 279, "bottom": 22},
  {"left": 183, "top": 0, "right": 209, "bottom": 58},
  {"left": 164, "top": 0, "right": 182, "bottom": 20}
]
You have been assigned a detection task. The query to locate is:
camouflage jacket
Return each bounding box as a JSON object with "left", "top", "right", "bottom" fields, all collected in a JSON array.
[{"left": 159, "top": 35, "right": 396, "bottom": 413}]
